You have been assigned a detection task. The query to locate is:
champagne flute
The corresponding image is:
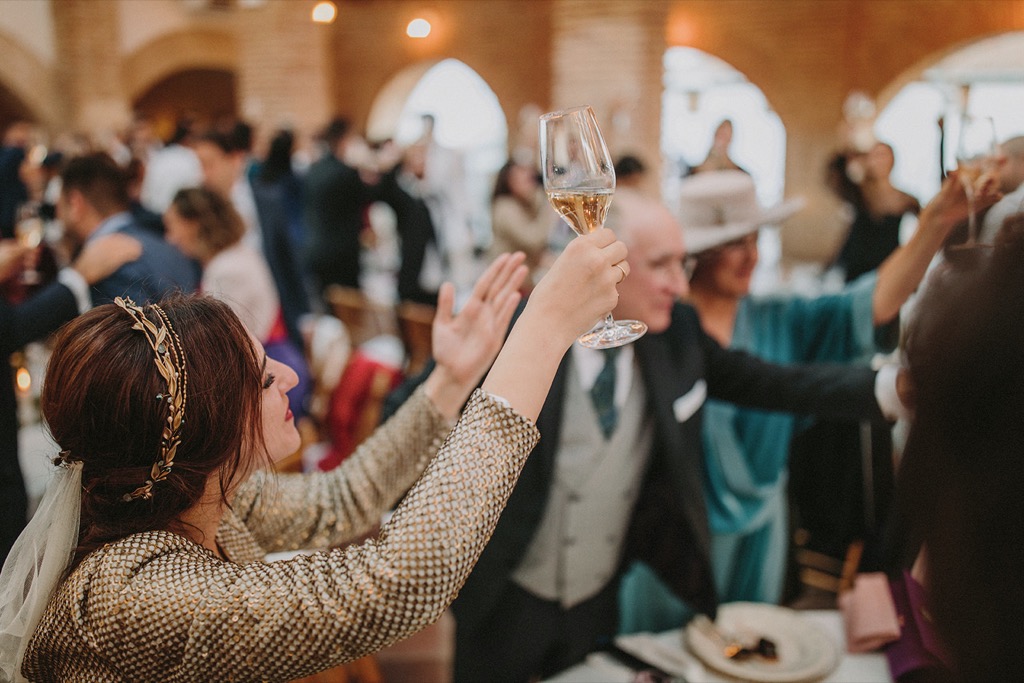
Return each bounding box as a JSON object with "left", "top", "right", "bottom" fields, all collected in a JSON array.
[
  {"left": 955, "top": 114, "right": 998, "bottom": 248},
  {"left": 15, "top": 201, "right": 44, "bottom": 285},
  {"left": 540, "top": 105, "right": 646, "bottom": 348}
]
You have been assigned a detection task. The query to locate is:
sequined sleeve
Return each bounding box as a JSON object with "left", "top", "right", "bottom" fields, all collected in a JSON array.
[
  {"left": 23, "top": 389, "right": 539, "bottom": 683},
  {"left": 231, "top": 383, "right": 452, "bottom": 553}
]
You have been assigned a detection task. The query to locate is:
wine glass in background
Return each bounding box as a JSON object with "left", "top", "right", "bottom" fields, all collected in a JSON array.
[
  {"left": 15, "top": 201, "right": 44, "bottom": 284},
  {"left": 540, "top": 105, "right": 646, "bottom": 348},
  {"left": 955, "top": 114, "right": 999, "bottom": 248}
]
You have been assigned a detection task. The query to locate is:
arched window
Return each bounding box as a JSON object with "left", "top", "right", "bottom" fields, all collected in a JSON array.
[
  {"left": 661, "top": 46, "right": 787, "bottom": 292},
  {"left": 876, "top": 31, "right": 1024, "bottom": 204},
  {"left": 369, "top": 59, "right": 508, "bottom": 249}
]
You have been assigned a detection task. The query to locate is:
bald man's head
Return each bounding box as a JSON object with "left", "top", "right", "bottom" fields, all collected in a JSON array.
[
  {"left": 602, "top": 188, "right": 690, "bottom": 333},
  {"left": 999, "top": 136, "right": 1024, "bottom": 193}
]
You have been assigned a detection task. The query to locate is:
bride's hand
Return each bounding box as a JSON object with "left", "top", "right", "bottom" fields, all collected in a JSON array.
[
  {"left": 424, "top": 252, "right": 527, "bottom": 417},
  {"left": 522, "top": 228, "right": 628, "bottom": 346}
]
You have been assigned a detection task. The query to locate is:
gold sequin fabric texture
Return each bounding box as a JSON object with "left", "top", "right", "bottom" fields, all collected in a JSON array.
[{"left": 22, "top": 388, "right": 539, "bottom": 682}]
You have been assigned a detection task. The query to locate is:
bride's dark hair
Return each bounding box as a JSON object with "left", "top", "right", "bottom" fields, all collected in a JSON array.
[
  {"left": 897, "top": 224, "right": 1024, "bottom": 680},
  {"left": 41, "top": 294, "right": 265, "bottom": 568}
]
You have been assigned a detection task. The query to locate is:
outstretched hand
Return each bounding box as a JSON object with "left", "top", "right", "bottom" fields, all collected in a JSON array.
[
  {"left": 925, "top": 170, "right": 1002, "bottom": 231},
  {"left": 425, "top": 252, "right": 527, "bottom": 417}
]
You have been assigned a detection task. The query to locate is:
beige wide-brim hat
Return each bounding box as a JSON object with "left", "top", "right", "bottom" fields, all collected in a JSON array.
[{"left": 678, "top": 170, "right": 805, "bottom": 254}]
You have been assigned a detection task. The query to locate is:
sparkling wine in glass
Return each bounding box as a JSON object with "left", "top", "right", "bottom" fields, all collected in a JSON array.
[
  {"left": 955, "top": 115, "right": 998, "bottom": 248},
  {"left": 15, "top": 201, "right": 44, "bottom": 285},
  {"left": 540, "top": 105, "right": 646, "bottom": 348}
]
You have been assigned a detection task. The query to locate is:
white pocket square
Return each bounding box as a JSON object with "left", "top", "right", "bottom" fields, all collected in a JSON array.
[{"left": 673, "top": 380, "right": 707, "bottom": 422}]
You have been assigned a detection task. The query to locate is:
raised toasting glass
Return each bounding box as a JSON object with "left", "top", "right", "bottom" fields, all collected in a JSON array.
[
  {"left": 539, "top": 105, "right": 647, "bottom": 348},
  {"left": 954, "top": 114, "right": 999, "bottom": 248}
]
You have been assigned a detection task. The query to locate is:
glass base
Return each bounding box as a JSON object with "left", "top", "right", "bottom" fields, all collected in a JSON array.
[{"left": 577, "top": 319, "right": 648, "bottom": 349}]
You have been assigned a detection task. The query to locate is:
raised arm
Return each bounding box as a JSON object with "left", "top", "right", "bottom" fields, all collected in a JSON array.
[
  {"left": 78, "top": 231, "right": 629, "bottom": 682},
  {"left": 872, "top": 171, "right": 1000, "bottom": 324}
]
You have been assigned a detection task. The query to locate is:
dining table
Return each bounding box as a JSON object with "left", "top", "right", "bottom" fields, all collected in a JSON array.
[{"left": 544, "top": 609, "right": 893, "bottom": 683}]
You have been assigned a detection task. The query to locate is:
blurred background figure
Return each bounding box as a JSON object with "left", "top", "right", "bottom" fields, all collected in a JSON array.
[
  {"left": 163, "top": 186, "right": 312, "bottom": 423},
  {"left": 979, "top": 135, "right": 1024, "bottom": 244},
  {"left": 139, "top": 118, "right": 201, "bottom": 216},
  {"left": 252, "top": 128, "right": 306, "bottom": 254},
  {"left": 0, "top": 121, "right": 32, "bottom": 240},
  {"left": 690, "top": 119, "right": 747, "bottom": 176},
  {"left": 195, "top": 126, "right": 311, "bottom": 350},
  {"left": 58, "top": 152, "right": 198, "bottom": 305},
  {"left": 613, "top": 154, "right": 650, "bottom": 193},
  {"left": 302, "top": 117, "right": 375, "bottom": 299},
  {"left": 487, "top": 159, "right": 554, "bottom": 290},
  {"left": 829, "top": 141, "right": 921, "bottom": 284},
  {"left": 375, "top": 142, "right": 443, "bottom": 306}
]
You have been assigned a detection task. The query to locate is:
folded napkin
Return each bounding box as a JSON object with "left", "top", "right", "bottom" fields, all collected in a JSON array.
[{"left": 838, "top": 572, "right": 901, "bottom": 653}]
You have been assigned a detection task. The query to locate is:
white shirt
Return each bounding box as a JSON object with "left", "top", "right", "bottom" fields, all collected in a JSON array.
[{"left": 570, "top": 342, "right": 635, "bottom": 409}]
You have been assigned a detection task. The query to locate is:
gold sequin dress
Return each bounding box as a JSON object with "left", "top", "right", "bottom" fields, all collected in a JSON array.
[{"left": 22, "top": 388, "right": 538, "bottom": 682}]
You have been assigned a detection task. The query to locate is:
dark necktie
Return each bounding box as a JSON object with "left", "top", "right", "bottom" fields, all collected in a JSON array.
[{"left": 590, "top": 347, "right": 621, "bottom": 439}]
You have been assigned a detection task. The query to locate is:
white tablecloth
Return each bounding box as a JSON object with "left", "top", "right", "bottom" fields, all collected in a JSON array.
[{"left": 545, "top": 610, "right": 892, "bottom": 683}]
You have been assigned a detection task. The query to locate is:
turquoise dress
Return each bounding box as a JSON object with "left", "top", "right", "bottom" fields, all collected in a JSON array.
[{"left": 618, "top": 273, "right": 878, "bottom": 633}]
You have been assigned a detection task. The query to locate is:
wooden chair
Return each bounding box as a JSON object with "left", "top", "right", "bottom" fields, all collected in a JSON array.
[
  {"left": 324, "top": 285, "right": 397, "bottom": 348},
  {"left": 396, "top": 301, "right": 436, "bottom": 378}
]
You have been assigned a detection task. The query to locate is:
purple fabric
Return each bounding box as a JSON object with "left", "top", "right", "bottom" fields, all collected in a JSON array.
[{"left": 884, "top": 570, "right": 952, "bottom": 680}]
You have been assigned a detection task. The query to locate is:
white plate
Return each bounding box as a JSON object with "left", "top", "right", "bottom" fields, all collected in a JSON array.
[{"left": 684, "top": 602, "right": 839, "bottom": 682}]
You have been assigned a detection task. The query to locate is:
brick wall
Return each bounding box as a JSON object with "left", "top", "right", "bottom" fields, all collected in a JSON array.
[
  {"left": 52, "top": 0, "right": 131, "bottom": 132},
  {"left": 6, "top": 0, "right": 1023, "bottom": 260}
]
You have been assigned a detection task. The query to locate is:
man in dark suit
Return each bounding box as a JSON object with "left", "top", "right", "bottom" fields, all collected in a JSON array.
[
  {"left": 301, "top": 118, "right": 375, "bottom": 299},
  {"left": 375, "top": 142, "right": 442, "bottom": 306},
  {"left": 195, "top": 128, "right": 311, "bottom": 349},
  {"left": 387, "top": 190, "right": 902, "bottom": 682},
  {"left": 0, "top": 233, "right": 141, "bottom": 563},
  {"left": 58, "top": 153, "right": 199, "bottom": 305}
]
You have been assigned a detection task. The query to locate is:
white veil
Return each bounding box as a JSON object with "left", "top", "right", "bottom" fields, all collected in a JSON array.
[{"left": 0, "top": 461, "right": 82, "bottom": 683}]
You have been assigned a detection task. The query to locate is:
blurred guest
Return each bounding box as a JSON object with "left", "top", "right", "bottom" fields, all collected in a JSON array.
[
  {"left": 164, "top": 186, "right": 312, "bottom": 421},
  {"left": 691, "top": 119, "right": 747, "bottom": 176},
  {"left": 614, "top": 154, "right": 648, "bottom": 191},
  {"left": 302, "top": 118, "right": 375, "bottom": 297},
  {"left": 831, "top": 141, "right": 920, "bottom": 283},
  {"left": 254, "top": 128, "right": 306, "bottom": 252},
  {"left": 416, "top": 114, "right": 479, "bottom": 293},
  {"left": 124, "top": 157, "right": 165, "bottom": 236},
  {"left": 58, "top": 152, "right": 198, "bottom": 305},
  {"left": 0, "top": 233, "right": 141, "bottom": 565},
  {"left": 618, "top": 169, "right": 997, "bottom": 629},
  {"left": 796, "top": 142, "right": 922, "bottom": 569},
  {"left": 375, "top": 143, "right": 442, "bottom": 306},
  {"left": 139, "top": 119, "right": 202, "bottom": 215},
  {"left": 487, "top": 159, "right": 554, "bottom": 287},
  {"left": 979, "top": 135, "right": 1024, "bottom": 244},
  {"left": 0, "top": 121, "right": 32, "bottom": 239},
  {"left": 894, "top": 220, "right": 1024, "bottom": 681},
  {"left": 195, "top": 128, "right": 311, "bottom": 349}
]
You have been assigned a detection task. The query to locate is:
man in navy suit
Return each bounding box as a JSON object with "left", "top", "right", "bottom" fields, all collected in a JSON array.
[
  {"left": 58, "top": 153, "right": 198, "bottom": 306},
  {"left": 194, "top": 128, "right": 311, "bottom": 350},
  {"left": 0, "top": 233, "right": 141, "bottom": 564},
  {"left": 387, "top": 190, "right": 904, "bottom": 682}
]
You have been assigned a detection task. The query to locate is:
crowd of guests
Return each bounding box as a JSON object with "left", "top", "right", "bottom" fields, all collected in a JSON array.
[{"left": 0, "top": 110, "right": 1022, "bottom": 683}]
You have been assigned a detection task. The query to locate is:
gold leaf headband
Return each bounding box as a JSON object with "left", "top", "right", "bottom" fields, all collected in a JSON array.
[{"left": 114, "top": 297, "right": 189, "bottom": 501}]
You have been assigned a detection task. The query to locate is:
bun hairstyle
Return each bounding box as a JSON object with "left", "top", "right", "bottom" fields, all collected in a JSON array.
[{"left": 41, "top": 294, "right": 265, "bottom": 566}]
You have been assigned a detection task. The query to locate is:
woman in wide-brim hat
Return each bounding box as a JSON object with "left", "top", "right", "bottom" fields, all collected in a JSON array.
[{"left": 619, "top": 168, "right": 1000, "bottom": 630}]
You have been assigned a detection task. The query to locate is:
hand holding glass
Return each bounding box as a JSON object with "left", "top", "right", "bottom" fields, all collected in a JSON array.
[
  {"left": 539, "top": 105, "right": 646, "bottom": 348},
  {"left": 954, "top": 115, "right": 999, "bottom": 248}
]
